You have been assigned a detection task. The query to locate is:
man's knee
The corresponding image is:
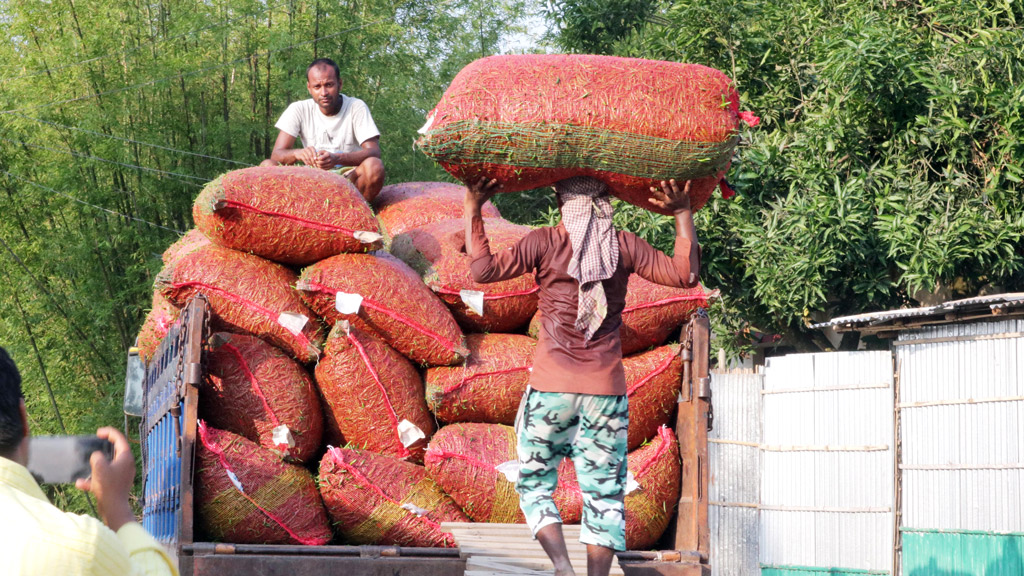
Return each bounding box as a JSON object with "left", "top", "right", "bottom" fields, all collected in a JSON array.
[
  {"left": 355, "top": 157, "right": 385, "bottom": 201},
  {"left": 260, "top": 158, "right": 279, "bottom": 167}
]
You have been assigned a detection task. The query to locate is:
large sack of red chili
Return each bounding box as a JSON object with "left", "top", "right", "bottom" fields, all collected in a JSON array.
[
  {"left": 622, "top": 426, "right": 681, "bottom": 549},
  {"left": 624, "top": 345, "right": 682, "bottom": 451},
  {"left": 620, "top": 276, "right": 716, "bottom": 355},
  {"left": 155, "top": 244, "right": 325, "bottom": 363},
  {"left": 424, "top": 423, "right": 580, "bottom": 524},
  {"left": 318, "top": 446, "right": 469, "bottom": 547},
  {"left": 372, "top": 181, "right": 501, "bottom": 239},
  {"left": 416, "top": 54, "right": 759, "bottom": 215},
  {"left": 162, "top": 228, "right": 210, "bottom": 266},
  {"left": 391, "top": 218, "right": 539, "bottom": 333},
  {"left": 314, "top": 322, "right": 435, "bottom": 462},
  {"left": 195, "top": 422, "right": 332, "bottom": 545},
  {"left": 297, "top": 251, "right": 468, "bottom": 366},
  {"left": 425, "top": 333, "right": 535, "bottom": 424},
  {"left": 193, "top": 166, "right": 383, "bottom": 266},
  {"left": 200, "top": 332, "right": 323, "bottom": 464},
  {"left": 136, "top": 291, "right": 180, "bottom": 365}
]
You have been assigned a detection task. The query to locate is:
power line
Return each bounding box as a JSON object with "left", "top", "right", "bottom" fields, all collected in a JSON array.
[
  {"left": 1, "top": 170, "right": 184, "bottom": 234},
  {"left": 9, "top": 112, "right": 254, "bottom": 167},
  {"left": 0, "top": 233, "right": 116, "bottom": 375},
  {"left": 4, "top": 1, "right": 281, "bottom": 82},
  {"left": 0, "top": 18, "right": 389, "bottom": 115},
  {"left": 0, "top": 136, "right": 208, "bottom": 186}
]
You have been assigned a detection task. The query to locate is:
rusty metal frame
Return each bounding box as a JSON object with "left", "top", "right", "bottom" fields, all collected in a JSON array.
[{"left": 668, "top": 310, "right": 712, "bottom": 575}]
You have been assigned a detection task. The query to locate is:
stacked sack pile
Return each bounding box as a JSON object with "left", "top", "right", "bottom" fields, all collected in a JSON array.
[{"left": 136, "top": 52, "right": 750, "bottom": 551}]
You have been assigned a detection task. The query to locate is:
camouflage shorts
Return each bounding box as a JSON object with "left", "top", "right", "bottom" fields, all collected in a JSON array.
[{"left": 515, "top": 388, "right": 629, "bottom": 550}]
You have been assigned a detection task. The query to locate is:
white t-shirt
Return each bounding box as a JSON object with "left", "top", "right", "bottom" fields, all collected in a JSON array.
[{"left": 274, "top": 95, "right": 380, "bottom": 155}]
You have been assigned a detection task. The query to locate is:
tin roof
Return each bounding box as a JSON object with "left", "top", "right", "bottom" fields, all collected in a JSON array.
[{"left": 811, "top": 292, "right": 1024, "bottom": 333}]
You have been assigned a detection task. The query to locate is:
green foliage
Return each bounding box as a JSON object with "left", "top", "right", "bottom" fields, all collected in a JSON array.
[
  {"left": 545, "top": 0, "right": 1024, "bottom": 356},
  {"left": 542, "top": 0, "right": 660, "bottom": 54}
]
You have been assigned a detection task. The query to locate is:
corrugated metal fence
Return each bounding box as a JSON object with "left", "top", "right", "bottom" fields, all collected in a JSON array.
[
  {"left": 895, "top": 319, "right": 1024, "bottom": 575},
  {"left": 709, "top": 372, "right": 761, "bottom": 575},
  {"left": 709, "top": 319, "right": 1024, "bottom": 575}
]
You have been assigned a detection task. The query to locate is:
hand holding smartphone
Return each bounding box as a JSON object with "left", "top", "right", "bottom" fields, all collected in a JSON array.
[{"left": 27, "top": 435, "right": 114, "bottom": 485}]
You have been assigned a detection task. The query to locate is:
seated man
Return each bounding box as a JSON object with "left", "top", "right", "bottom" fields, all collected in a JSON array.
[
  {"left": 0, "top": 346, "right": 178, "bottom": 576},
  {"left": 261, "top": 57, "right": 385, "bottom": 201}
]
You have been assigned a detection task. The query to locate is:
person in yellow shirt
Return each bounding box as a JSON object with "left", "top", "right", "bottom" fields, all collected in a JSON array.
[{"left": 0, "top": 346, "right": 179, "bottom": 576}]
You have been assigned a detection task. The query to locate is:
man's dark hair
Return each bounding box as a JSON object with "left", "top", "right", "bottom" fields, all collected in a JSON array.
[
  {"left": 307, "top": 58, "right": 341, "bottom": 82},
  {"left": 0, "top": 347, "right": 25, "bottom": 455}
]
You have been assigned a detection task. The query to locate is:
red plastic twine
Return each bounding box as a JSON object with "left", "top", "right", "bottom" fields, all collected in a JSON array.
[
  {"left": 623, "top": 293, "right": 707, "bottom": 314},
  {"left": 633, "top": 426, "right": 674, "bottom": 479},
  {"left": 303, "top": 279, "right": 463, "bottom": 355},
  {"left": 435, "top": 286, "right": 540, "bottom": 299},
  {"left": 217, "top": 199, "right": 358, "bottom": 235},
  {"left": 326, "top": 447, "right": 445, "bottom": 531},
  {"left": 345, "top": 332, "right": 410, "bottom": 459},
  {"left": 426, "top": 448, "right": 509, "bottom": 478},
  {"left": 443, "top": 366, "right": 531, "bottom": 394},
  {"left": 197, "top": 421, "right": 328, "bottom": 545},
  {"left": 625, "top": 351, "right": 677, "bottom": 396},
  {"left": 220, "top": 342, "right": 283, "bottom": 428},
  {"left": 172, "top": 282, "right": 315, "bottom": 350}
]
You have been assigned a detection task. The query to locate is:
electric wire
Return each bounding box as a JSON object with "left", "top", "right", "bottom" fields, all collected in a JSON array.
[
  {"left": 8, "top": 113, "right": 254, "bottom": 167},
  {"left": 0, "top": 137, "right": 209, "bottom": 187},
  {"left": 1, "top": 170, "right": 184, "bottom": 234},
  {"left": 0, "top": 18, "right": 389, "bottom": 115}
]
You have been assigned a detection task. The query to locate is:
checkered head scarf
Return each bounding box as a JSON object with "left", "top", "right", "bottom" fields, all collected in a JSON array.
[{"left": 554, "top": 177, "right": 620, "bottom": 342}]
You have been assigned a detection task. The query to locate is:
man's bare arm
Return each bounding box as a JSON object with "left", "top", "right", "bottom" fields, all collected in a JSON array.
[
  {"left": 329, "top": 137, "right": 382, "bottom": 168},
  {"left": 649, "top": 179, "right": 700, "bottom": 285},
  {"left": 464, "top": 177, "right": 502, "bottom": 257},
  {"left": 269, "top": 130, "right": 324, "bottom": 167}
]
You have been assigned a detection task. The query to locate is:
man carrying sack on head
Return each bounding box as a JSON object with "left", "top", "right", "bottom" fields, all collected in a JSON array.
[{"left": 464, "top": 175, "right": 700, "bottom": 576}]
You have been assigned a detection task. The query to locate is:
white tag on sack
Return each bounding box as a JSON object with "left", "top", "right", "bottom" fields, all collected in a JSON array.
[
  {"left": 277, "top": 312, "right": 309, "bottom": 335},
  {"left": 353, "top": 231, "right": 383, "bottom": 244},
  {"left": 397, "top": 419, "right": 426, "bottom": 448},
  {"left": 460, "top": 290, "right": 485, "bottom": 317},
  {"left": 625, "top": 471, "right": 640, "bottom": 495},
  {"left": 272, "top": 424, "right": 295, "bottom": 449},
  {"left": 401, "top": 502, "right": 431, "bottom": 517},
  {"left": 336, "top": 292, "right": 364, "bottom": 314},
  {"left": 495, "top": 460, "right": 520, "bottom": 483},
  {"left": 227, "top": 469, "right": 244, "bottom": 493},
  {"left": 417, "top": 112, "right": 436, "bottom": 135}
]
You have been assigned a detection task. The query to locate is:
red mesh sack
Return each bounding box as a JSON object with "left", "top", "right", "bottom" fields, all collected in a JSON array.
[
  {"left": 620, "top": 276, "right": 716, "bottom": 355},
  {"left": 623, "top": 426, "right": 681, "bottom": 549},
  {"left": 416, "top": 54, "right": 758, "bottom": 214},
  {"left": 193, "top": 166, "right": 382, "bottom": 266},
  {"left": 318, "top": 446, "right": 469, "bottom": 547},
  {"left": 195, "top": 423, "right": 332, "bottom": 545},
  {"left": 155, "top": 244, "right": 325, "bottom": 363},
  {"left": 314, "top": 322, "right": 434, "bottom": 462},
  {"left": 297, "top": 251, "right": 468, "bottom": 367},
  {"left": 424, "top": 423, "right": 580, "bottom": 524},
  {"left": 624, "top": 345, "right": 682, "bottom": 451},
  {"left": 391, "top": 218, "right": 539, "bottom": 333},
  {"left": 136, "top": 291, "right": 180, "bottom": 365},
  {"left": 373, "top": 181, "right": 501, "bottom": 239},
  {"left": 162, "top": 228, "right": 210, "bottom": 266},
  {"left": 201, "top": 332, "right": 323, "bottom": 463},
  {"left": 425, "top": 333, "right": 534, "bottom": 424}
]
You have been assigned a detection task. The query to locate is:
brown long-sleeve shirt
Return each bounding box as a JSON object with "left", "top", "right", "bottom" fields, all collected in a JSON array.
[{"left": 469, "top": 217, "right": 698, "bottom": 395}]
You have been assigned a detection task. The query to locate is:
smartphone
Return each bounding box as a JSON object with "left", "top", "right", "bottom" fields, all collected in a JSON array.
[{"left": 27, "top": 435, "right": 115, "bottom": 485}]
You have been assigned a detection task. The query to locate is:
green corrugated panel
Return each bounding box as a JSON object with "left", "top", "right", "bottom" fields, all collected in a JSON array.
[
  {"left": 902, "top": 528, "right": 1024, "bottom": 576},
  {"left": 761, "top": 565, "right": 888, "bottom": 576}
]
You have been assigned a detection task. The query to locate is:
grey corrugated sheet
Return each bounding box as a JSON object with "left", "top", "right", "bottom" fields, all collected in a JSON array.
[
  {"left": 896, "top": 318, "right": 1024, "bottom": 533},
  {"left": 810, "top": 292, "right": 1024, "bottom": 330},
  {"left": 760, "top": 352, "right": 894, "bottom": 573},
  {"left": 709, "top": 372, "right": 762, "bottom": 575}
]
